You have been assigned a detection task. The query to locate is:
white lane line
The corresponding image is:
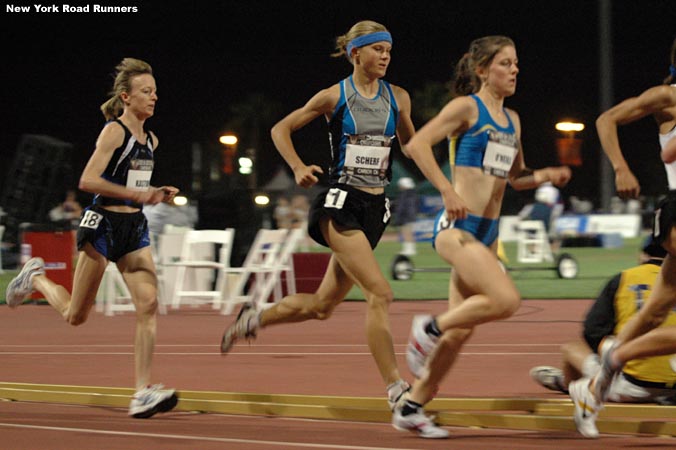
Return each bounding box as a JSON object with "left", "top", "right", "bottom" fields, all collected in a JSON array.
[
  {"left": 0, "top": 343, "right": 564, "bottom": 347},
  {"left": 0, "top": 351, "right": 561, "bottom": 356},
  {"left": 0, "top": 423, "right": 417, "bottom": 450}
]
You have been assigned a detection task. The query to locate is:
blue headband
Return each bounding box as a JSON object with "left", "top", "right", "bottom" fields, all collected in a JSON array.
[
  {"left": 670, "top": 65, "right": 676, "bottom": 78},
  {"left": 346, "top": 31, "right": 393, "bottom": 58}
]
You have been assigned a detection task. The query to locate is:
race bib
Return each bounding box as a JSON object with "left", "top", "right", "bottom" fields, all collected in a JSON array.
[
  {"left": 126, "top": 169, "right": 152, "bottom": 191},
  {"left": 435, "top": 210, "right": 454, "bottom": 233},
  {"left": 344, "top": 143, "right": 391, "bottom": 178},
  {"left": 79, "top": 210, "right": 103, "bottom": 229},
  {"left": 482, "top": 141, "right": 517, "bottom": 178},
  {"left": 127, "top": 158, "right": 153, "bottom": 191},
  {"left": 324, "top": 188, "right": 348, "bottom": 209}
]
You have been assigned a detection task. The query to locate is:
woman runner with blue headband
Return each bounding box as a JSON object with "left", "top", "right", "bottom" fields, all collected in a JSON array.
[
  {"left": 220, "top": 20, "right": 416, "bottom": 415},
  {"left": 569, "top": 36, "right": 676, "bottom": 439}
]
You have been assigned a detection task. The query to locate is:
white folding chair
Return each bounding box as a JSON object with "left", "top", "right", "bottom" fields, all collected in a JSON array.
[
  {"left": 516, "top": 220, "right": 554, "bottom": 264},
  {"left": 220, "top": 228, "right": 289, "bottom": 315},
  {"left": 97, "top": 263, "right": 133, "bottom": 316},
  {"left": 255, "top": 227, "right": 303, "bottom": 306},
  {"left": 96, "top": 261, "right": 169, "bottom": 316},
  {"left": 155, "top": 227, "right": 192, "bottom": 310},
  {"left": 170, "top": 229, "right": 235, "bottom": 309}
]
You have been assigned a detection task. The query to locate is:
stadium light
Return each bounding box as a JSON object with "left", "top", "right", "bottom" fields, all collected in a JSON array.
[
  {"left": 172, "top": 195, "right": 188, "bottom": 206},
  {"left": 555, "top": 120, "right": 585, "bottom": 166},
  {"left": 254, "top": 194, "right": 270, "bottom": 206},
  {"left": 555, "top": 122, "right": 585, "bottom": 132},
  {"left": 219, "top": 134, "right": 238, "bottom": 145}
]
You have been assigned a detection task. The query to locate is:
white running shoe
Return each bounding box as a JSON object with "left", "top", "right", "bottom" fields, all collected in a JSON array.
[
  {"left": 406, "top": 315, "right": 438, "bottom": 379},
  {"left": 594, "top": 336, "right": 619, "bottom": 401},
  {"left": 5, "top": 257, "right": 45, "bottom": 308},
  {"left": 569, "top": 378, "right": 602, "bottom": 439},
  {"left": 529, "top": 366, "right": 567, "bottom": 393},
  {"left": 386, "top": 379, "right": 411, "bottom": 411},
  {"left": 220, "top": 302, "right": 259, "bottom": 353},
  {"left": 128, "top": 384, "right": 178, "bottom": 419},
  {"left": 392, "top": 404, "right": 449, "bottom": 439}
]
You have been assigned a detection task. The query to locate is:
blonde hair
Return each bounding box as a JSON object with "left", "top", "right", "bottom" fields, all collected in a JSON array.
[
  {"left": 331, "top": 20, "right": 389, "bottom": 61},
  {"left": 100, "top": 58, "right": 153, "bottom": 121},
  {"left": 452, "top": 36, "right": 515, "bottom": 96}
]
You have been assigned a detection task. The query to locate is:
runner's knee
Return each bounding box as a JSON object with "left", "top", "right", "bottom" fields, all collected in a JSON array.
[
  {"left": 366, "top": 283, "right": 394, "bottom": 308},
  {"left": 494, "top": 290, "right": 520, "bottom": 319},
  {"left": 135, "top": 296, "right": 159, "bottom": 317}
]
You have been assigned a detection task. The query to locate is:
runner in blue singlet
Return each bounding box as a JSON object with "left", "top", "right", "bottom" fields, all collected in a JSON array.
[
  {"left": 391, "top": 36, "right": 572, "bottom": 438},
  {"left": 6, "top": 58, "right": 180, "bottom": 419}
]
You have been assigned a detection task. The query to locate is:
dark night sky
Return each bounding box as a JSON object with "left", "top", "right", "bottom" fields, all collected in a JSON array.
[{"left": 3, "top": 0, "right": 675, "bottom": 211}]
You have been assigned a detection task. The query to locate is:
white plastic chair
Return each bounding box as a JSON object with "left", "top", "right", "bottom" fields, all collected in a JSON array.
[
  {"left": 220, "top": 228, "right": 291, "bottom": 315},
  {"left": 97, "top": 263, "right": 133, "bottom": 316},
  {"left": 96, "top": 261, "right": 169, "bottom": 316},
  {"left": 254, "top": 227, "right": 303, "bottom": 306},
  {"left": 170, "top": 229, "right": 235, "bottom": 309},
  {"left": 155, "top": 227, "right": 192, "bottom": 310},
  {"left": 516, "top": 220, "right": 554, "bottom": 264}
]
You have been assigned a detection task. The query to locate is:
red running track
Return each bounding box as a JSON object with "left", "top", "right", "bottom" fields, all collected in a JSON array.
[{"left": 0, "top": 299, "right": 673, "bottom": 449}]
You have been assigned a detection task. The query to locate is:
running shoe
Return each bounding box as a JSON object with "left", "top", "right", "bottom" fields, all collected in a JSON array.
[
  {"left": 129, "top": 384, "right": 179, "bottom": 419},
  {"left": 5, "top": 257, "right": 45, "bottom": 308},
  {"left": 220, "top": 302, "right": 259, "bottom": 353},
  {"left": 392, "top": 403, "right": 449, "bottom": 439},
  {"left": 387, "top": 379, "right": 411, "bottom": 411},
  {"left": 569, "top": 377, "right": 602, "bottom": 439},
  {"left": 406, "top": 315, "right": 438, "bottom": 379},
  {"left": 529, "top": 366, "right": 567, "bottom": 393},
  {"left": 594, "top": 336, "right": 619, "bottom": 401}
]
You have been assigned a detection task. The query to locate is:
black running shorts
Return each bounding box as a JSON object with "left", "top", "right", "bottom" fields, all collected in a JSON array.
[
  {"left": 76, "top": 205, "right": 151, "bottom": 262},
  {"left": 308, "top": 184, "right": 391, "bottom": 250}
]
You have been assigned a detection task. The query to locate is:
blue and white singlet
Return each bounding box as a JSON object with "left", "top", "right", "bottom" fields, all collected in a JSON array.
[
  {"left": 94, "top": 119, "right": 154, "bottom": 209},
  {"left": 450, "top": 94, "right": 518, "bottom": 177},
  {"left": 326, "top": 75, "right": 399, "bottom": 187}
]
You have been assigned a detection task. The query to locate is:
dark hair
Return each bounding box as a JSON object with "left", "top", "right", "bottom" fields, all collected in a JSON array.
[
  {"left": 452, "top": 36, "right": 515, "bottom": 96},
  {"left": 663, "top": 37, "right": 676, "bottom": 85},
  {"left": 642, "top": 236, "right": 667, "bottom": 258}
]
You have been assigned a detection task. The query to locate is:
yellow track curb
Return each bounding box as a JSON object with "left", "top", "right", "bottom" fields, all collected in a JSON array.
[{"left": 1, "top": 382, "right": 674, "bottom": 437}]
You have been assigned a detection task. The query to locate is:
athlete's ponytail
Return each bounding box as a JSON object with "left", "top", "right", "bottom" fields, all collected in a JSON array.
[
  {"left": 100, "top": 58, "right": 153, "bottom": 121},
  {"left": 452, "top": 36, "right": 515, "bottom": 97},
  {"left": 332, "top": 20, "right": 389, "bottom": 62}
]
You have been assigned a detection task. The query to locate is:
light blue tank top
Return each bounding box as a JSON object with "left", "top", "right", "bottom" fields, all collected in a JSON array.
[{"left": 450, "top": 94, "right": 517, "bottom": 178}]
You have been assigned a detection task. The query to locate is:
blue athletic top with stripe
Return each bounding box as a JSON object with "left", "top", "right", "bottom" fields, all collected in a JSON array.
[
  {"left": 327, "top": 75, "right": 399, "bottom": 187},
  {"left": 94, "top": 119, "right": 154, "bottom": 209},
  {"left": 450, "top": 94, "right": 517, "bottom": 174},
  {"left": 434, "top": 95, "right": 518, "bottom": 247}
]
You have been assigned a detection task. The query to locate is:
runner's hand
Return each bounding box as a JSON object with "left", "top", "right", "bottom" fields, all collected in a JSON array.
[
  {"left": 615, "top": 167, "right": 640, "bottom": 199},
  {"left": 160, "top": 186, "right": 179, "bottom": 204},
  {"left": 294, "top": 164, "right": 324, "bottom": 188},
  {"left": 442, "top": 189, "right": 468, "bottom": 220}
]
